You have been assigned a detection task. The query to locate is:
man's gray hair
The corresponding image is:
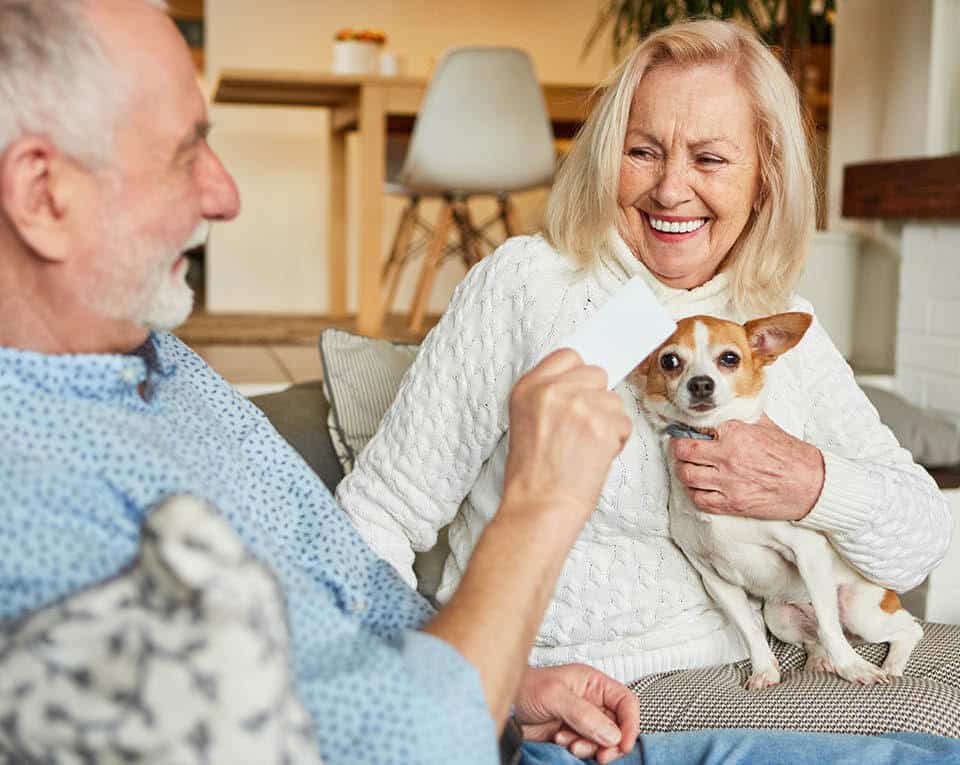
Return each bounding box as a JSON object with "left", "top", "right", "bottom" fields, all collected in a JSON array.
[{"left": 0, "top": 0, "right": 168, "bottom": 166}]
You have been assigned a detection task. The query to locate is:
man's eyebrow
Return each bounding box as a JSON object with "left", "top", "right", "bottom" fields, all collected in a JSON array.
[{"left": 173, "top": 121, "right": 212, "bottom": 159}]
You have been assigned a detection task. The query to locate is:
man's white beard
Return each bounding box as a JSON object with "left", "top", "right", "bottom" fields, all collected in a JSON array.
[
  {"left": 137, "top": 257, "right": 195, "bottom": 331},
  {"left": 97, "top": 218, "right": 209, "bottom": 333}
]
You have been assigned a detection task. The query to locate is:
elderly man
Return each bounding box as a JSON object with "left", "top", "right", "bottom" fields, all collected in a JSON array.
[
  {"left": 0, "top": 1, "right": 640, "bottom": 763},
  {"left": 3, "top": 3, "right": 960, "bottom": 765}
]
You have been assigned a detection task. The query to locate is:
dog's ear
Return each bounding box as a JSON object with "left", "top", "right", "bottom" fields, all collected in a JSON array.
[
  {"left": 744, "top": 312, "right": 813, "bottom": 366},
  {"left": 628, "top": 351, "right": 655, "bottom": 385}
]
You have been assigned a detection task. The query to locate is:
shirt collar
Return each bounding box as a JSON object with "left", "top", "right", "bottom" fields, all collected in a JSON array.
[{"left": 0, "top": 332, "right": 177, "bottom": 400}]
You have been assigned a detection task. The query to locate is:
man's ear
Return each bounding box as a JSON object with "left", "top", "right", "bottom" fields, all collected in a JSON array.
[
  {"left": 744, "top": 312, "right": 813, "bottom": 366},
  {"left": 0, "top": 136, "right": 82, "bottom": 262}
]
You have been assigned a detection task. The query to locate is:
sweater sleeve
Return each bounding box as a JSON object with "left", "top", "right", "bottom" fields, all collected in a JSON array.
[
  {"left": 336, "top": 239, "right": 539, "bottom": 587},
  {"left": 792, "top": 306, "right": 952, "bottom": 591}
]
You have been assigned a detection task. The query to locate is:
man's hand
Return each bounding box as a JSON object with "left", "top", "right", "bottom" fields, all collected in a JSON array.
[
  {"left": 501, "top": 349, "right": 632, "bottom": 537},
  {"left": 671, "top": 415, "right": 825, "bottom": 521},
  {"left": 516, "top": 664, "right": 640, "bottom": 765}
]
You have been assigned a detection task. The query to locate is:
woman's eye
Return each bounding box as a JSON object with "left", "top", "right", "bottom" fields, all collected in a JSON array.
[
  {"left": 718, "top": 351, "right": 740, "bottom": 368},
  {"left": 628, "top": 147, "right": 657, "bottom": 160},
  {"left": 697, "top": 155, "right": 725, "bottom": 166},
  {"left": 660, "top": 353, "right": 681, "bottom": 371}
]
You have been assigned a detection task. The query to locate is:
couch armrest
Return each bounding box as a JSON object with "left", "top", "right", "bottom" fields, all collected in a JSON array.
[{"left": 250, "top": 381, "right": 345, "bottom": 493}]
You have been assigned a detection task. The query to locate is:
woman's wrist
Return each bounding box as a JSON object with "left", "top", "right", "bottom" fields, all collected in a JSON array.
[{"left": 794, "top": 442, "right": 826, "bottom": 520}]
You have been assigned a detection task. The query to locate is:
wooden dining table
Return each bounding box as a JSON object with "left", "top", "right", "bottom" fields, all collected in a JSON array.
[{"left": 213, "top": 70, "right": 597, "bottom": 335}]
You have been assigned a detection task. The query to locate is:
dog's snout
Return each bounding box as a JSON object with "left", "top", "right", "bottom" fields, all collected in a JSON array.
[{"left": 687, "top": 376, "right": 715, "bottom": 399}]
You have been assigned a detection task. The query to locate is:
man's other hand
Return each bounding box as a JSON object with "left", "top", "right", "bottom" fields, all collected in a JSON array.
[{"left": 515, "top": 664, "right": 640, "bottom": 764}]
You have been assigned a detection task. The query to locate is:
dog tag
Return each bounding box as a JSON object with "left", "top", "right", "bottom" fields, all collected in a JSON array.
[{"left": 560, "top": 276, "right": 677, "bottom": 389}]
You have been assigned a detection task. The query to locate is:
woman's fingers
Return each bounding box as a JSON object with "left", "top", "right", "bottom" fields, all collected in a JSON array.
[{"left": 674, "top": 461, "right": 720, "bottom": 491}]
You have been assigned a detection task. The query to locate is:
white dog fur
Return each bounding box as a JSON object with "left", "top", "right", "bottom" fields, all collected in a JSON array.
[{"left": 633, "top": 312, "right": 923, "bottom": 689}]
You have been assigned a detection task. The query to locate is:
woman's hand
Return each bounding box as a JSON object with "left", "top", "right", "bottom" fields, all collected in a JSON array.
[
  {"left": 515, "top": 664, "right": 640, "bottom": 765},
  {"left": 670, "top": 415, "right": 825, "bottom": 521}
]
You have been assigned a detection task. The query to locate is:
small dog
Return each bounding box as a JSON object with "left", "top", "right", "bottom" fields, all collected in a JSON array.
[{"left": 632, "top": 312, "right": 923, "bottom": 689}]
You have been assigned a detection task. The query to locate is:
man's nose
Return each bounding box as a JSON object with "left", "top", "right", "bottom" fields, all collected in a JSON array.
[
  {"left": 687, "top": 375, "right": 715, "bottom": 399},
  {"left": 199, "top": 144, "right": 241, "bottom": 222},
  {"left": 650, "top": 157, "right": 692, "bottom": 210}
]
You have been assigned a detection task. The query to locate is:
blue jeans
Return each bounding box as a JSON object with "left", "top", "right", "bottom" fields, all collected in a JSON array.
[{"left": 520, "top": 730, "right": 960, "bottom": 765}]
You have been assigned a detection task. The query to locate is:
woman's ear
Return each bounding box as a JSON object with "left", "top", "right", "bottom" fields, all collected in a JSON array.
[{"left": 0, "top": 137, "right": 85, "bottom": 263}]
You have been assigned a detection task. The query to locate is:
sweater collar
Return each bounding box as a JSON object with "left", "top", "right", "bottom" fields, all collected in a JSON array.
[{"left": 597, "top": 228, "right": 732, "bottom": 315}]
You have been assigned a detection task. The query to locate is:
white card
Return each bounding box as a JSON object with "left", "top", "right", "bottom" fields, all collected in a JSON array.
[{"left": 561, "top": 277, "right": 677, "bottom": 389}]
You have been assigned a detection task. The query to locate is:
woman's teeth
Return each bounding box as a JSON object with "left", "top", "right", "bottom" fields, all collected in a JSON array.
[{"left": 648, "top": 216, "right": 707, "bottom": 234}]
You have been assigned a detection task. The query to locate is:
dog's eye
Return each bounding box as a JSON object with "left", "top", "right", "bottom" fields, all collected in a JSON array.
[
  {"left": 718, "top": 351, "right": 740, "bottom": 368},
  {"left": 660, "top": 353, "right": 681, "bottom": 371}
]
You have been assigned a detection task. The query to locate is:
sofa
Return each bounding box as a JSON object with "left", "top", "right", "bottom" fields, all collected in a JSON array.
[{"left": 3, "top": 329, "right": 960, "bottom": 763}]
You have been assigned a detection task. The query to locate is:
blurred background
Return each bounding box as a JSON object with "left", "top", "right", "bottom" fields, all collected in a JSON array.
[{"left": 169, "top": 1, "right": 960, "bottom": 433}]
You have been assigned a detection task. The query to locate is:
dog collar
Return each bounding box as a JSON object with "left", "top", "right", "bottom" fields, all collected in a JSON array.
[{"left": 664, "top": 423, "right": 715, "bottom": 440}]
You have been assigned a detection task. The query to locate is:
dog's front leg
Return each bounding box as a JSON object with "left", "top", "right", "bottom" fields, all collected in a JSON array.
[
  {"left": 786, "top": 533, "right": 890, "bottom": 685},
  {"left": 694, "top": 564, "right": 780, "bottom": 689}
]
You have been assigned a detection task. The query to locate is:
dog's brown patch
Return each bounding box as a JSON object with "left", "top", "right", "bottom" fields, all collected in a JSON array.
[{"left": 880, "top": 589, "right": 902, "bottom": 614}]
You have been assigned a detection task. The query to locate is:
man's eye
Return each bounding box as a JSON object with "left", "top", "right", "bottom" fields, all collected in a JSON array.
[
  {"left": 718, "top": 351, "right": 740, "bottom": 368},
  {"left": 660, "top": 353, "right": 681, "bottom": 371}
]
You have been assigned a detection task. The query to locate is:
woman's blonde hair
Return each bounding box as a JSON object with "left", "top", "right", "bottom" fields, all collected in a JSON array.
[{"left": 544, "top": 19, "right": 816, "bottom": 316}]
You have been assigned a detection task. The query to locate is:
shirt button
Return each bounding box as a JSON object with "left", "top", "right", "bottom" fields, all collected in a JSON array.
[
  {"left": 120, "top": 367, "right": 139, "bottom": 384},
  {"left": 351, "top": 599, "right": 368, "bottom": 614}
]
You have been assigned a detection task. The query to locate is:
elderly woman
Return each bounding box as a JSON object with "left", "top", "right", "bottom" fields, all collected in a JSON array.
[{"left": 338, "top": 19, "right": 960, "bottom": 741}]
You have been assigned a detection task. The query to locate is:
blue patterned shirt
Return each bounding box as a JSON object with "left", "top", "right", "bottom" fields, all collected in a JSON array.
[{"left": 0, "top": 332, "right": 496, "bottom": 765}]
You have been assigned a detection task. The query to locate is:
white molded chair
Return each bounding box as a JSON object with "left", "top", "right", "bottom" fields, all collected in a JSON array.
[{"left": 381, "top": 47, "right": 556, "bottom": 333}]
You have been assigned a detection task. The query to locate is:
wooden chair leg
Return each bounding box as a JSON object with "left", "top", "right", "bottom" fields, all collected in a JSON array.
[
  {"left": 499, "top": 194, "right": 520, "bottom": 238},
  {"left": 382, "top": 197, "right": 419, "bottom": 316},
  {"left": 458, "top": 199, "right": 486, "bottom": 268},
  {"left": 409, "top": 200, "right": 453, "bottom": 334}
]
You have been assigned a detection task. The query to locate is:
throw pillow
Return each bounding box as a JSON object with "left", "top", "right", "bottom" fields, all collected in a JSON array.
[
  {"left": 318, "top": 329, "right": 452, "bottom": 601},
  {"left": 861, "top": 385, "right": 960, "bottom": 468},
  {"left": 0, "top": 495, "right": 322, "bottom": 765},
  {"left": 318, "top": 328, "right": 419, "bottom": 475}
]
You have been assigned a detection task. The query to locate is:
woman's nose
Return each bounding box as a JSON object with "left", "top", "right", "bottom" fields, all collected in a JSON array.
[{"left": 650, "top": 158, "right": 692, "bottom": 210}]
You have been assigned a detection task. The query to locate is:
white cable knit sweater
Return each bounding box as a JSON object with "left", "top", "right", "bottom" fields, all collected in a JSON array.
[{"left": 337, "top": 232, "right": 952, "bottom": 683}]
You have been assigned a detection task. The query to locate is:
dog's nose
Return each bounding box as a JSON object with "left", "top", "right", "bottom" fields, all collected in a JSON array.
[{"left": 687, "top": 376, "right": 715, "bottom": 399}]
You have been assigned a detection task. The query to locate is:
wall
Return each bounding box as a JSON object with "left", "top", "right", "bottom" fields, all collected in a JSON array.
[
  {"left": 897, "top": 224, "right": 960, "bottom": 422},
  {"left": 827, "top": 0, "right": 960, "bottom": 380},
  {"left": 204, "top": 0, "right": 613, "bottom": 314},
  {"left": 205, "top": 0, "right": 612, "bottom": 85}
]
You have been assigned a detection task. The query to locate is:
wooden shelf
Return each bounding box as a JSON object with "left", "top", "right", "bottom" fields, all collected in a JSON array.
[{"left": 842, "top": 154, "right": 960, "bottom": 220}]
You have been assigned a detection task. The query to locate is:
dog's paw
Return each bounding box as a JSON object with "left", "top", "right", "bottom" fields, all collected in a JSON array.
[
  {"left": 746, "top": 665, "right": 781, "bottom": 690},
  {"left": 881, "top": 658, "right": 908, "bottom": 678},
  {"left": 834, "top": 657, "right": 890, "bottom": 685},
  {"left": 803, "top": 654, "right": 834, "bottom": 674}
]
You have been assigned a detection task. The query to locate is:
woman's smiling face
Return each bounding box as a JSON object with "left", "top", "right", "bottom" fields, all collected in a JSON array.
[{"left": 618, "top": 62, "right": 761, "bottom": 289}]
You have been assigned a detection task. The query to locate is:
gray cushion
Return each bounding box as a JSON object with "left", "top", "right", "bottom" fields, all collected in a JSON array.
[
  {"left": 251, "top": 381, "right": 344, "bottom": 492},
  {"left": 861, "top": 385, "right": 960, "bottom": 468}
]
